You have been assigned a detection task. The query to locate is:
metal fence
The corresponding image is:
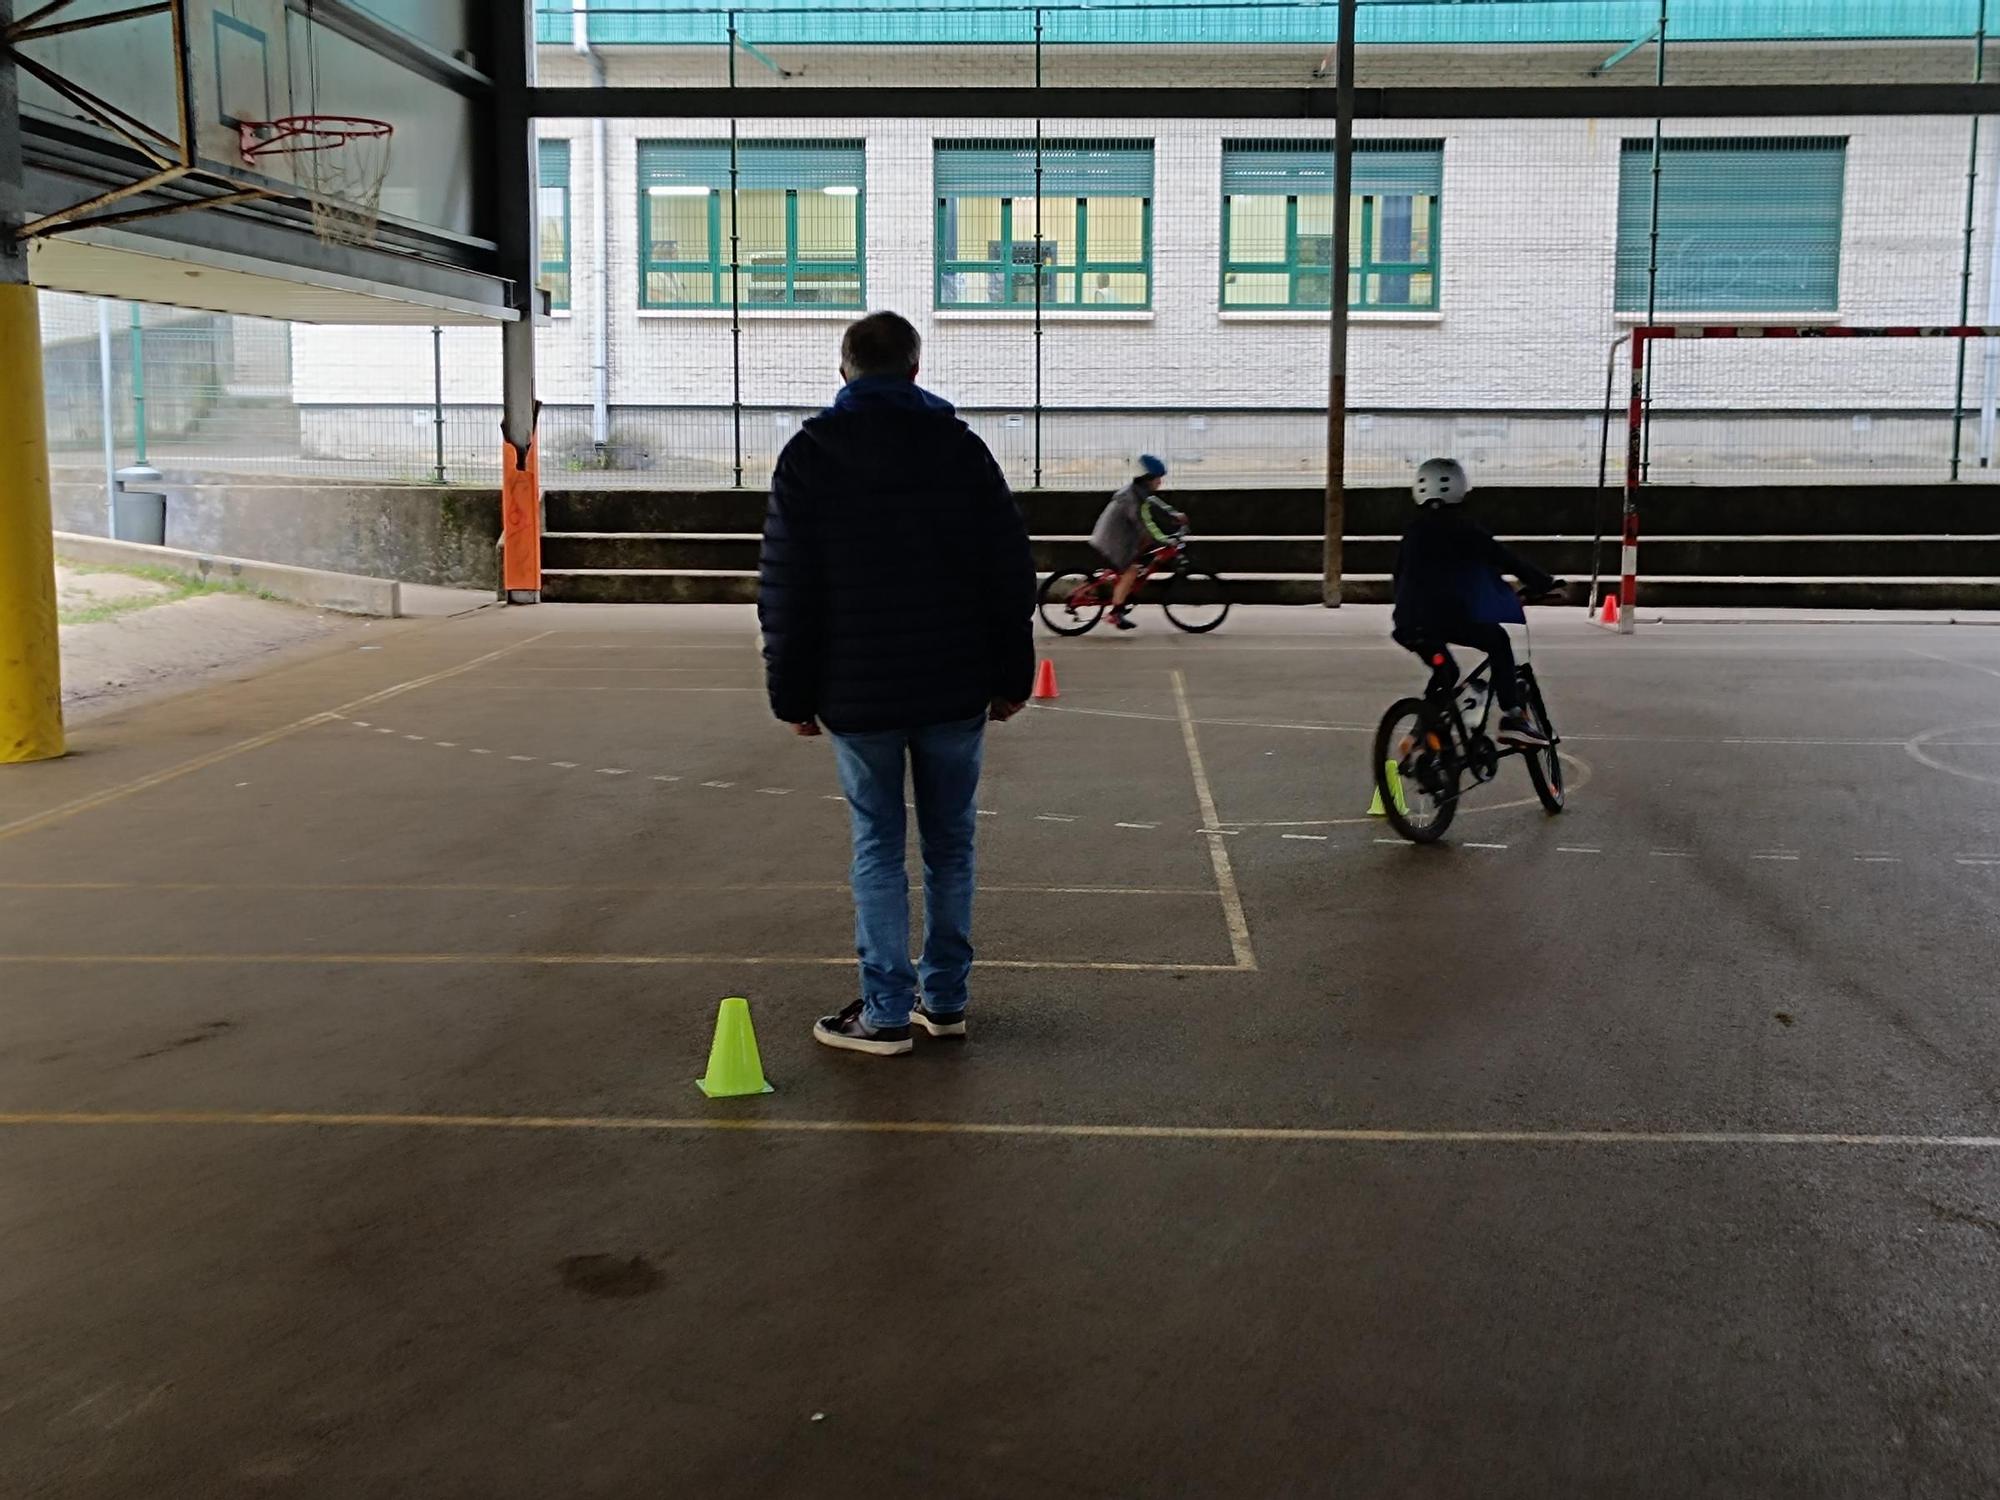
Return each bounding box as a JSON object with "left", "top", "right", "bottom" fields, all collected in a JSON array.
[{"left": 41, "top": 0, "right": 2000, "bottom": 493}]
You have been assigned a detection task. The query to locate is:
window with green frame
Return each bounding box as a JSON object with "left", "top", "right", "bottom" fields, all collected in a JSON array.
[
  {"left": 1615, "top": 137, "right": 1845, "bottom": 313},
  {"left": 1220, "top": 140, "right": 1442, "bottom": 311},
  {"left": 538, "top": 138, "right": 571, "bottom": 310},
  {"left": 637, "top": 140, "right": 865, "bottom": 310},
  {"left": 934, "top": 140, "right": 1153, "bottom": 310}
]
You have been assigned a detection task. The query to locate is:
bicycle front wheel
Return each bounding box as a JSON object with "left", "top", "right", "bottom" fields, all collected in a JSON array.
[
  {"left": 1038, "top": 570, "right": 1105, "bottom": 636},
  {"left": 1520, "top": 667, "right": 1565, "bottom": 813},
  {"left": 1160, "top": 571, "right": 1231, "bottom": 633},
  {"left": 1373, "top": 697, "right": 1459, "bottom": 844}
]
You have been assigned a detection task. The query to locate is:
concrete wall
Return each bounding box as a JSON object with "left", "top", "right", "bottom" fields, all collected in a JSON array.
[{"left": 47, "top": 476, "right": 502, "bottom": 589}]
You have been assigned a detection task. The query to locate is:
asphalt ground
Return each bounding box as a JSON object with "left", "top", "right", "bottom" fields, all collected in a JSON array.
[{"left": 4, "top": 602, "right": 2000, "bottom": 1498}]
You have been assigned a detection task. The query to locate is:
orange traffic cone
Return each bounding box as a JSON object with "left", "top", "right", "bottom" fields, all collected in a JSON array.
[
  {"left": 1597, "top": 593, "right": 1619, "bottom": 627},
  {"left": 1032, "top": 659, "right": 1059, "bottom": 700}
]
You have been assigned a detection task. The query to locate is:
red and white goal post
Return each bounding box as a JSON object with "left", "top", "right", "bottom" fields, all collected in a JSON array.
[{"left": 1615, "top": 324, "right": 2000, "bottom": 634}]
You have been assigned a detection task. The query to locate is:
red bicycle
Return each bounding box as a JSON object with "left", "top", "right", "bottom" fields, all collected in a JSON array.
[{"left": 1036, "top": 531, "right": 1231, "bottom": 636}]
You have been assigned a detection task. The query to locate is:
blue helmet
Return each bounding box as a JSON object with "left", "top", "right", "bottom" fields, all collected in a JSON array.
[{"left": 1138, "top": 454, "right": 1168, "bottom": 479}]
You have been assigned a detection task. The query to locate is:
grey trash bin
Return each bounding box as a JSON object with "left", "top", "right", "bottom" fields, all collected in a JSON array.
[{"left": 113, "top": 464, "right": 167, "bottom": 545}]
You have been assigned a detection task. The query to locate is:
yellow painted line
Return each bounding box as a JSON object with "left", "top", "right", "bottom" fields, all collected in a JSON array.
[
  {"left": 1171, "top": 669, "right": 1257, "bottom": 971},
  {"left": 0, "top": 631, "right": 557, "bottom": 844},
  {"left": 0, "top": 952, "right": 1247, "bottom": 973},
  {"left": 2, "top": 1109, "right": 1999, "bottom": 1149}
]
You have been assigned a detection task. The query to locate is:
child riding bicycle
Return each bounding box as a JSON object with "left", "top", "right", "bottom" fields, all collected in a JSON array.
[
  {"left": 1391, "top": 457, "right": 1560, "bottom": 748},
  {"left": 1089, "top": 454, "right": 1185, "bottom": 631}
]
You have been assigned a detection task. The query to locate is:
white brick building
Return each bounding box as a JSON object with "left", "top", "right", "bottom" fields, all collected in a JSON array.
[{"left": 290, "top": 26, "right": 2000, "bottom": 488}]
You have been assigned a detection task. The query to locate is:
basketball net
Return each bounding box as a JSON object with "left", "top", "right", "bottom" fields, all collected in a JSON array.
[{"left": 241, "top": 117, "right": 394, "bottom": 248}]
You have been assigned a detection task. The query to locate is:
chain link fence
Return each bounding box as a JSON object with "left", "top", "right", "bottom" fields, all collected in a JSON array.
[{"left": 43, "top": 0, "right": 2000, "bottom": 494}]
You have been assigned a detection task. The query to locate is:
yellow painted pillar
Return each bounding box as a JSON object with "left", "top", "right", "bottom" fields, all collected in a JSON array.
[{"left": 0, "top": 281, "right": 63, "bottom": 763}]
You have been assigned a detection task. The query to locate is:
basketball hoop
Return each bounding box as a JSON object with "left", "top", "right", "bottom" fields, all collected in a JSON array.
[{"left": 240, "top": 115, "right": 394, "bottom": 247}]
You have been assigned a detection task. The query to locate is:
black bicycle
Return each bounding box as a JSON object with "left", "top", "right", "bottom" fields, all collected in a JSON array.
[
  {"left": 1372, "top": 612, "right": 1566, "bottom": 845},
  {"left": 1037, "top": 530, "right": 1231, "bottom": 636}
]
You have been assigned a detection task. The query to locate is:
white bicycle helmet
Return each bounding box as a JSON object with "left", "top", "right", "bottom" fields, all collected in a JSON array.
[{"left": 1412, "top": 457, "right": 1470, "bottom": 505}]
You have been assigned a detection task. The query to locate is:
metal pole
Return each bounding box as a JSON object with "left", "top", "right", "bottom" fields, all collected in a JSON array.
[
  {"left": 1620, "top": 329, "right": 1647, "bottom": 635},
  {"left": 0, "top": 0, "right": 66, "bottom": 763},
  {"left": 495, "top": 0, "right": 541, "bottom": 604},
  {"left": 129, "top": 301, "right": 147, "bottom": 464},
  {"left": 1032, "top": 7, "right": 1043, "bottom": 492},
  {"left": 1321, "top": 0, "right": 1356, "bottom": 607},
  {"left": 1589, "top": 330, "right": 1630, "bottom": 611},
  {"left": 97, "top": 298, "right": 116, "bottom": 537},
  {"left": 1640, "top": 0, "right": 1666, "bottom": 481},
  {"left": 1952, "top": 8, "right": 1985, "bottom": 480},
  {"left": 574, "top": 0, "right": 610, "bottom": 458},
  {"left": 727, "top": 12, "right": 743, "bottom": 489},
  {"left": 431, "top": 324, "right": 447, "bottom": 484}
]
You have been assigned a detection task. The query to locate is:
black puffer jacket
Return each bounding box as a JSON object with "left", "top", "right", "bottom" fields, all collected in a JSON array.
[{"left": 758, "top": 378, "right": 1035, "bottom": 734}]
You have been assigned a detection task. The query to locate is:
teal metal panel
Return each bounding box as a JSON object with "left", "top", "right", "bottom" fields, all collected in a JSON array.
[
  {"left": 936, "top": 140, "right": 1155, "bottom": 197},
  {"left": 1614, "top": 136, "right": 1846, "bottom": 312},
  {"left": 541, "top": 1, "right": 1999, "bottom": 50},
  {"left": 538, "top": 137, "right": 570, "bottom": 188},
  {"left": 637, "top": 139, "right": 864, "bottom": 190},
  {"left": 1222, "top": 139, "right": 1443, "bottom": 195}
]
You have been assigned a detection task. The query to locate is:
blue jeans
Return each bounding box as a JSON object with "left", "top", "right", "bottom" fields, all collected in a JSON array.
[{"left": 829, "top": 713, "right": 986, "bottom": 1030}]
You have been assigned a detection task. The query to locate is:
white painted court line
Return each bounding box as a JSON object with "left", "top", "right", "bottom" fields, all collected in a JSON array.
[
  {"left": 1171, "top": 669, "right": 1259, "bottom": 973},
  {"left": 1115, "top": 822, "right": 1160, "bottom": 830},
  {"left": 1752, "top": 853, "right": 1801, "bottom": 862},
  {"left": 1281, "top": 833, "right": 1329, "bottom": 842},
  {"left": 1650, "top": 849, "right": 1693, "bottom": 858},
  {"left": 469, "top": 749, "right": 492, "bottom": 756},
  {"left": 508, "top": 755, "right": 536, "bottom": 762},
  {"left": 1465, "top": 842, "right": 1508, "bottom": 850},
  {"left": 597, "top": 768, "right": 630, "bottom": 776},
  {"left": 350, "top": 721, "right": 370, "bottom": 728},
  {"left": 1035, "top": 814, "right": 1076, "bottom": 822},
  {"left": 374, "top": 727, "right": 395, "bottom": 735},
  {"left": 14, "top": 1110, "right": 2000, "bottom": 1151},
  {"left": 757, "top": 787, "right": 792, "bottom": 795},
  {"left": 1855, "top": 855, "right": 1903, "bottom": 863},
  {"left": 1557, "top": 846, "right": 1602, "bottom": 854},
  {"left": 433, "top": 742, "right": 457, "bottom": 749},
  {"left": 1197, "top": 827, "right": 1240, "bottom": 836},
  {"left": 652, "top": 774, "right": 681, "bottom": 783},
  {"left": 1373, "top": 837, "right": 1403, "bottom": 846},
  {"left": 1955, "top": 858, "right": 2000, "bottom": 867},
  {"left": 403, "top": 734, "right": 426, "bottom": 741},
  {"left": 550, "top": 761, "right": 578, "bottom": 769},
  {"left": 701, "top": 780, "right": 735, "bottom": 788},
  {"left": 0, "top": 629, "right": 558, "bottom": 846}
]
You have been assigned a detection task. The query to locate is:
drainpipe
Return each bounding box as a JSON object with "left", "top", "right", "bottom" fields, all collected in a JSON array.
[{"left": 574, "top": 0, "right": 610, "bottom": 458}]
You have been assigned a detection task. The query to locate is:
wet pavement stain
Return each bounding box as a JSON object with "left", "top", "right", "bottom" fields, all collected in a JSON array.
[
  {"left": 558, "top": 1254, "right": 663, "bottom": 1299},
  {"left": 132, "top": 1019, "right": 235, "bottom": 1061}
]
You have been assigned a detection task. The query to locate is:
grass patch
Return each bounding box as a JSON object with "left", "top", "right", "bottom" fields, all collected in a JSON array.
[{"left": 55, "top": 557, "right": 274, "bottom": 626}]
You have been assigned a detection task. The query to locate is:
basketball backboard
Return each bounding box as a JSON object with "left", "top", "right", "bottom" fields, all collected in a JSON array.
[{"left": 11, "top": 0, "right": 511, "bottom": 324}]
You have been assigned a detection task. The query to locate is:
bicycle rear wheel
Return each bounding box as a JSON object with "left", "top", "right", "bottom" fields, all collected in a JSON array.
[
  {"left": 1374, "top": 697, "right": 1458, "bottom": 843},
  {"left": 1160, "top": 571, "right": 1231, "bottom": 633},
  {"left": 1519, "top": 667, "right": 1565, "bottom": 813},
  {"left": 1038, "top": 570, "right": 1105, "bottom": 636}
]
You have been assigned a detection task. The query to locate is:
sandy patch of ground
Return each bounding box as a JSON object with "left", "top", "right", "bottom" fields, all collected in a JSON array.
[{"left": 55, "top": 561, "right": 375, "bottom": 717}]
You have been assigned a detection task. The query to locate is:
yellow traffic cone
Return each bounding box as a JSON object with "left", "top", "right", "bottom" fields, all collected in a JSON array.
[
  {"left": 696, "top": 996, "right": 774, "bottom": 1098},
  {"left": 1369, "top": 760, "right": 1409, "bottom": 817}
]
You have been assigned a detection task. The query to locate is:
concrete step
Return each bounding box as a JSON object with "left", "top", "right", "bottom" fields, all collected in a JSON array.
[
  {"left": 539, "top": 567, "right": 2000, "bottom": 610},
  {"left": 541, "top": 531, "right": 2000, "bottom": 579},
  {"left": 541, "top": 483, "right": 2000, "bottom": 537}
]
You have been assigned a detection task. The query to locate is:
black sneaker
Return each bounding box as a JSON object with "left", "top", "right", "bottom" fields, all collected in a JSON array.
[
  {"left": 813, "top": 1000, "right": 912, "bottom": 1056},
  {"left": 911, "top": 1003, "right": 968, "bottom": 1039},
  {"left": 1498, "top": 714, "right": 1549, "bottom": 749},
  {"left": 1111, "top": 606, "right": 1138, "bottom": 632}
]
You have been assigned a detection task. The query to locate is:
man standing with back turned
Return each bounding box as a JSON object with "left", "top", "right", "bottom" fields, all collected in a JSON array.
[{"left": 759, "top": 312, "right": 1036, "bottom": 1058}]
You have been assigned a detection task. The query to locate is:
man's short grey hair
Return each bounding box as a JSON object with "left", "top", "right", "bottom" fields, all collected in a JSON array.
[{"left": 841, "top": 311, "right": 922, "bottom": 378}]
